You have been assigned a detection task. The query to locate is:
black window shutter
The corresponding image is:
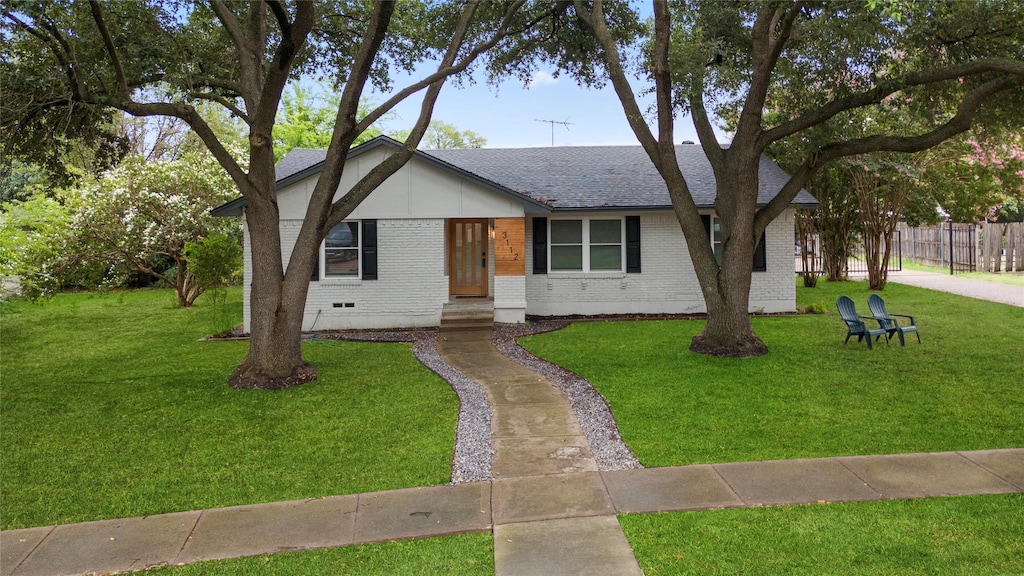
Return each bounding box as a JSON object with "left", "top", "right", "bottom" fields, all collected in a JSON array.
[
  {"left": 625, "top": 216, "right": 641, "bottom": 273},
  {"left": 753, "top": 231, "right": 767, "bottom": 272},
  {"left": 311, "top": 258, "right": 320, "bottom": 282},
  {"left": 532, "top": 217, "right": 547, "bottom": 274},
  {"left": 361, "top": 219, "right": 378, "bottom": 280},
  {"left": 700, "top": 215, "right": 711, "bottom": 238}
]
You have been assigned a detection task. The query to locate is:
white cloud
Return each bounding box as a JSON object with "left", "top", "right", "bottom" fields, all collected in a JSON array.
[{"left": 527, "top": 70, "right": 558, "bottom": 89}]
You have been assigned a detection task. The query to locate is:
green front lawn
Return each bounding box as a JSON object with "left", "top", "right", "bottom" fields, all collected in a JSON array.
[
  {"left": 622, "top": 494, "right": 1024, "bottom": 575},
  {"left": 0, "top": 289, "right": 458, "bottom": 530},
  {"left": 520, "top": 280, "right": 1023, "bottom": 466}
]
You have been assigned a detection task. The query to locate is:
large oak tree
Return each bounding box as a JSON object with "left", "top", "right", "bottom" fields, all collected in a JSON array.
[
  {"left": 565, "top": 0, "right": 1023, "bottom": 356},
  {"left": 2, "top": 1, "right": 627, "bottom": 388}
]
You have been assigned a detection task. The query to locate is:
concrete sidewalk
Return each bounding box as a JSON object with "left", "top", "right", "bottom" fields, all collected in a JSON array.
[
  {"left": 884, "top": 269, "right": 1024, "bottom": 307},
  {"left": 3, "top": 449, "right": 1021, "bottom": 575}
]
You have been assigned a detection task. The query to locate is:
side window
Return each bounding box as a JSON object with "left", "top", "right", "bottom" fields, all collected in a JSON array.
[
  {"left": 701, "top": 214, "right": 765, "bottom": 271},
  {"left": 550, "top": 220, "right": 583, "bottom": 271},
  {"left": 589, "top": 219, "right": 623, "bottom": 270},
  {"left": 324, "top": 221, "right": 360, "bottom": 277}
]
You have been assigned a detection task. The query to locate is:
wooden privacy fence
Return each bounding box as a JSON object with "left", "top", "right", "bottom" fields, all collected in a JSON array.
[
  {"left": 980, "top": 222, "right": 1024, "bottom": 273},
  {"left": 896, "top": 222, "right": 1024, "bottom": 273}
]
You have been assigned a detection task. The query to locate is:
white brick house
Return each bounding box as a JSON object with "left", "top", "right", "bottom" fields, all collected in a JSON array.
[{"left": 212, "top": 137, "right": 817, "bottom": 331}]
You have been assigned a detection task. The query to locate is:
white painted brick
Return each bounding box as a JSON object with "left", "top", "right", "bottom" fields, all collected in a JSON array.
[
  {"left": 240, "top": 209, "right": 798, "bottom": 332},
  {"left": 525, "top": 210, "right": 797, "bottom": 317}
]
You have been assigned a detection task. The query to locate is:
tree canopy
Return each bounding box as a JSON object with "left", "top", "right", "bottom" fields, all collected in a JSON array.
[
  {"left": 1, "top": 1, "right": 624, "bottom": 387},
  {"left": 392, "top": 120, "right": 486, "bottom": 149},
  {"left": 520, "top": 0, "right": 1024, "bottom": 356}
]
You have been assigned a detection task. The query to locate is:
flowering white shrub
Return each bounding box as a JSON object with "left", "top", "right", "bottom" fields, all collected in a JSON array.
[{"left": 4, "top": 151, "right": 242, "bottom": 306}]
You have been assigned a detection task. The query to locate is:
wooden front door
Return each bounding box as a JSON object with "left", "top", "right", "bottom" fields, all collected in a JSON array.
[{"left": 449, "top": 219, "right": 489, "bottom": 297}]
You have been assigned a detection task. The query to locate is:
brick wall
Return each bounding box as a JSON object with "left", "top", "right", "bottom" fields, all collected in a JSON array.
[
  {"left": 244, "top": 218, "right": 449, "bottom": 331},
  {"left": 239, "top": 209, "right": 798, "bottom": 331},
  {"left": 524, "top": 209, "right": 797, "bottom": 316}
]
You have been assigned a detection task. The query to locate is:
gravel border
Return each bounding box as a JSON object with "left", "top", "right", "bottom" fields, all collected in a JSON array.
[
  {"left": 493, "top": 322, "right": 643, "bottom": 471},
  {"left": 310, "top": 320, "right": 642, "bottom": 479},
  {"left": 411, "top": 332, "right": 493, "bottom": 484}
]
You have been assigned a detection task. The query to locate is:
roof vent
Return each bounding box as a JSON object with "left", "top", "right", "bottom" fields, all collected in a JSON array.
[{"left": 681, "top": 140, "right": 695, "bottom": 145}]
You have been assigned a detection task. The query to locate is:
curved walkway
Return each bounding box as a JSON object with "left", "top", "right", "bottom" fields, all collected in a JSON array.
[{"left": 3, "top": 325, "right": 1023, "bottom": 575}]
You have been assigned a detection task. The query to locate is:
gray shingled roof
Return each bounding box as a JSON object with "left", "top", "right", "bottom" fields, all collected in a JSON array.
[
  {"left": 428, "top": 145, "right": 816, "bottom": 209},
  {"left": 214, "top": 137, "right": 816, "bottom": 216}
]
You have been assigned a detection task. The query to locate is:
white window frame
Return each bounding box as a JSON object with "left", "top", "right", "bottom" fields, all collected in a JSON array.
[
  {"left": 710, "top": 215, "right": 723, "bottom": 265},
  {"left": 548, "top": 217, "right": 625, "bottom": 273},
  {"left": 321, "top": 220, "right": 361, "bottom": 279}
]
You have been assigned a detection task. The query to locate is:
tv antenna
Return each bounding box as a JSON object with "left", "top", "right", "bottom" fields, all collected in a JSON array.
[{"left": 534, "top": 118, "right": 574, "bottom": 146}]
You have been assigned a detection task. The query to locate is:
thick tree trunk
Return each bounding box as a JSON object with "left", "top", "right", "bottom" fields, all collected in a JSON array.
[
  {"left": 683, "top": 161, "right": 769, "bottom": 358},
  {"left": 688, "top": 225, "right": 769, "bottom": 357},
  {"left": 227, "top": 183, "right": 315, "bottom": 390}
]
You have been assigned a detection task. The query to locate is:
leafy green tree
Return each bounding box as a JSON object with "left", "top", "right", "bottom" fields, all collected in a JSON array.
[
  {"left": 273, "top": 85, "right": 389, "bottom": 161},
  {"left": 186, "top": 232, "right": 243, "bottom": 291},
  {"left": 392, "top": 120, "right": 486, "bottom": 149},
  {"left": 2, "top": 2, "right": 592, "bottom": 388},
  {"left": 850, "top": 155, "right": 917, "bottom": 290},
  {"left": 0, "top": 160, "right": 47, "bottom": 204},
  {"left": 544, "top": 1, "right": 1023, "bottom": 357},
  {"left": 0, "top": 191, "right": 74, "bottom": 297}
]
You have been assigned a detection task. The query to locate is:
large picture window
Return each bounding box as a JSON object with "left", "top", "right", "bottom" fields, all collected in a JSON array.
[
  {"left": 549, "top": 218, "right": 623, "bottom": 272},
  {"left": 323, "top": 221, "right": 360, "bottom": 277}
]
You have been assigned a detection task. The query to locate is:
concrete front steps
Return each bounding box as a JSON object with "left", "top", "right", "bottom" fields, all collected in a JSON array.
[{"left": 440, "top": 299, "right": 494, "bottom": 338}]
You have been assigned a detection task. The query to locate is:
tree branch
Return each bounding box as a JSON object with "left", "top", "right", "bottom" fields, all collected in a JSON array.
[
  {"left": 7, "top": 11, "right": 90, "bottom": 102},
  {"left": 652, "top": 0, "right": 676, "bottom": 154},
  {"left": 87, "top": 0, "right": 129, "bottom": 97},
  {"left": 264, "top": 0, "right": 291, "bottom": 36},
  {"left": 574, "top": 0, "right": 662, "bottom": 169},
  {"left": 249, "top": 1, "right": 314, "bottom": 146},
  {"left": 689, "top": 68, "right": 724, "bottom": 166},
  {"left": 188, "top": 92, "right": 251, "bottom": 124},
  {"left": 760, "top": 58, "right": 1024, "bottom": 148},
  {"left": 209, "top": 1, "right": 248, "bottom": 57},
  {"left": 736, "top": 4, "right": 801, "bottom": 148},
  {"left": 333, "top": 2, "right": 484, "bottom": 226},
  {"left": 754, "top": 75, "right": 1022, "bottom": 232},
  {"left": 353, "top": 0, "right": 528, "bottom": 135},
  {"left": 189, "top": 75, "right": 243, "bottom": 97}
]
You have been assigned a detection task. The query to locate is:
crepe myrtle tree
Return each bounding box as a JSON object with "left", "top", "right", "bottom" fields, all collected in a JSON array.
[
  {"left": 70, "top": 153, "right": 241, "bottom": 307},
  {"left": 2, "top": 1, "right": 636, "bottom": 389},
  {"left": 550, "top": 0, "right": 1024, "bottom": 357}
]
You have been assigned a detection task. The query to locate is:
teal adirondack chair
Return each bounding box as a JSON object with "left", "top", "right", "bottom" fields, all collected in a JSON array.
[
  {"left": 837, "top": 296, "right": 889, "bottom": 349},
  {"left": 868, "top": 294, "right": 920, "bottom": 346}
]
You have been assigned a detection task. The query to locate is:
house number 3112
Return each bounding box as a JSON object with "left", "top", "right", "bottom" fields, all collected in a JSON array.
[{"left": 501, "top": 231, "right": 520, "bottom": 261}]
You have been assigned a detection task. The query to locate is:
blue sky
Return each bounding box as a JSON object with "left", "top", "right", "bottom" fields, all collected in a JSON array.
[{"left": 367, "top": 68, "right": 722, "bottom": 149}]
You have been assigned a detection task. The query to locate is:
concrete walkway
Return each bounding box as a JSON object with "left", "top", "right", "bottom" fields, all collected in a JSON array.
[
  {"left": 3, "top": 326, "right": 1023, "bottom": 575},
  {"left": 436, "top": 330, "right": 641, "bottom": 575},
  {"left": 884, "top": 269, "right": 1024, "bottom": 307}
]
